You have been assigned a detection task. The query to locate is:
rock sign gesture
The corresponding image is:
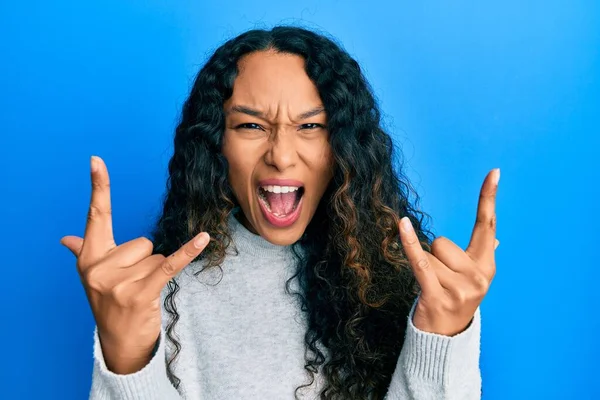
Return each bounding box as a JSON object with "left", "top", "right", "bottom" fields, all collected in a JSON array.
[
  {"left": 400, "top": 169, "right": 500, "bottom": 336},
  {"left": 61, "top": 156, "right": 210, "bottom": 374}
]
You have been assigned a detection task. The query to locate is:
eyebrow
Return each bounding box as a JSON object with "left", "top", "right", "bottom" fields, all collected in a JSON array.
[{"left": 227, "top": 105, "right": 325, "bottom": 121}]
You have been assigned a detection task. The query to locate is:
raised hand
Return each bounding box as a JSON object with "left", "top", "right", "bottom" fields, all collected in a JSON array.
[
  {"left": 400, "top": 169, "right": 500, "bottom": 336},
  {"left": 61, "top": 156, "right": 210, "bottom": 373}
]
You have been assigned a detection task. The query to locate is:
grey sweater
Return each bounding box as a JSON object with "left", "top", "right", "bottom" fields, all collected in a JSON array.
[{"left": 89, "top": 214, "right": 482, "bottom": 399}]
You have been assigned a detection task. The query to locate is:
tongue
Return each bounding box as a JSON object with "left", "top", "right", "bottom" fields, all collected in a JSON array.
[{"left": 264, "top": 192, "right": 297, "bottom": 215}]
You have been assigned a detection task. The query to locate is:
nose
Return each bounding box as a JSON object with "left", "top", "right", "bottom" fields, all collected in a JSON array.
[{"left": 264, "top": 127, "right": 298, "bottom": 172}]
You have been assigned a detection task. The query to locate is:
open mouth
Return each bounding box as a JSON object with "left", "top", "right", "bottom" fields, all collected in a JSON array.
[{"left": 257, "top": 185, "right": 305, "bottom": 218}]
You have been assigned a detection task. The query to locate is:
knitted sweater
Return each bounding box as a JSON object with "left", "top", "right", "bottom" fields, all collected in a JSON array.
[{"left": 89, "top": 213, "right": 482, "bottom": 399}]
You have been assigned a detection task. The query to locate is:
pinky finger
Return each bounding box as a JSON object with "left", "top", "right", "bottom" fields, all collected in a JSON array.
[{"left": 61, "top": 236, "right": 84, "bottom": 258}]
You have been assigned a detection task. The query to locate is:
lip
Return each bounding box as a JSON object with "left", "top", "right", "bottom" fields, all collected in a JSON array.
[
  {"left": 257, "top": 178, "right": 304, "bottom": 188},
  {"left": 258, "top": 194, "right": 304, "bottom": 228},
  {"left": 256, "top": 178, "right": 304, "bottom": 228}
]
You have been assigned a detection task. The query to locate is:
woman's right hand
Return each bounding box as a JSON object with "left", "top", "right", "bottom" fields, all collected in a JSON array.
[{"left": 61, "top": 156, "right": 210, "bottom": 374}]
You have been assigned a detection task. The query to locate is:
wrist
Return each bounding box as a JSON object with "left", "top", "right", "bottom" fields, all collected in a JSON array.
[
  {"left": 412, "top": 308, "right": 474, "bottom": 336},
  {"left": 98, "top": 333, "right": 157, "bottom": 374}
]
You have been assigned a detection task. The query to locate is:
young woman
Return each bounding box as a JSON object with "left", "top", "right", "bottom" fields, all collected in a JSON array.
[{"left": 62, "top": 26, "right": 500, "bottom": 400}]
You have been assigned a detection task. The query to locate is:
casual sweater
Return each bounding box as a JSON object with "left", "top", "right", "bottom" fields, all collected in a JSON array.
[{"left": 89, "top": 213, "right": 482, "bottom": 399}]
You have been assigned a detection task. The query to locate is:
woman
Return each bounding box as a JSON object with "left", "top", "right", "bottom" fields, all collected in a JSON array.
[{"left": 62, "top": 26, "right": 499, "bottom": 399}]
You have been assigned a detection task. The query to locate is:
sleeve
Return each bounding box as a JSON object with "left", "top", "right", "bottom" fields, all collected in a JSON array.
[
  {"left": 88, "top": 328, "right": 183, "bottom": 400},
  {"left": 384, "top": 300, "right": 482, "bottom": 400}
]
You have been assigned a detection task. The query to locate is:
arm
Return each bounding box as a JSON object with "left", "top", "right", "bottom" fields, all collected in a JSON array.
[
  {"left": 58, "top": 158, "right": 208, "bottom": 400},
  {"left": 89, "top": 328, "right": 183, "bottom": 400},
  {"left": 384, "top": 303, "right": 482, "bottom": 400},
  {"left": 384, "top": 169, "right": 499, "bottom": 399}
]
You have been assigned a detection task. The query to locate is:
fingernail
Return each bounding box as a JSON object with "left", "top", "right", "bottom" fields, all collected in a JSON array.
[
  {"left": 194, "top": 233, "right": 209, "bottom": 249},
  {"left": 91, "top": 156, "right": 99, "bottom": 172},
  {"left": 400, "top": 217, "right": 413, "bottom": 233},
  {"left": 493, "top": 168, "right": 501, "bottom": 184}
]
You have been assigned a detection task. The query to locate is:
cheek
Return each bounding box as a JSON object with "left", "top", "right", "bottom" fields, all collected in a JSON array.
[
  {"left": 225, "top": 158, "right": 250, "bottom": 203},
  {"left": 222, "top": 133, "right": 260, "bottom": 203},
  {"left": 318, "top": 144, "right": 334, "bottom": 176},
  {"left": 307, "top": 141, "right": 334, "bottom": 191}
]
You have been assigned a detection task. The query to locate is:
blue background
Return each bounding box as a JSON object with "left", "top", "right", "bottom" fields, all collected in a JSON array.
[{"left": 1, "top": 1, "right": 598, "bottom": 399}]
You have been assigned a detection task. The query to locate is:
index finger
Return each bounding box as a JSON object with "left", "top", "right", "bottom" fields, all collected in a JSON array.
[
  {"left": 399, "top": 217, "right": 441, "bottom": 294},
  {"left": 145, "top": 232, "right": 210, "bottom": 294},
  {"left": 81, "top": 156, "right": 115, "bottom": 259},
  {"left": 466, "top": 168, "right": 500, "bottom": 261}
]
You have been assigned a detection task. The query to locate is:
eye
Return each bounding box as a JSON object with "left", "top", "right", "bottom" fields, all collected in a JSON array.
[
  {"left": 235, "top": 123, "right": 265, "bottom": 131},
  {"left": 299, "top": 123, "right": 326, "bottom": 130}
]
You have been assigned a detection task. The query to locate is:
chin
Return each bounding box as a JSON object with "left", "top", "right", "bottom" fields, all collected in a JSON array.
[
  {"left": 246, "top": 206, "right": 312, "bottom": 246},
  {"left": 251, "top": 205, "right": 310, "bottom": 246},
  {"left": 259, "top": 226, "right": 304, "bottom": 246}
]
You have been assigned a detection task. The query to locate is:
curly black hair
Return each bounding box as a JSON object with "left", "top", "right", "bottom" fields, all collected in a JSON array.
[{"left": 151, "top": 26, "right": 434, "bottom": 400}]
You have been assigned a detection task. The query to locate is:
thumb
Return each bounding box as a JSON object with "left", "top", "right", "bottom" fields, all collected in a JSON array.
[
  {"left": 144, "top": 232, "right": 210, "bottom": 295},
  {"left": 61, "top": 235, "right": 84, "bottom": 257}
]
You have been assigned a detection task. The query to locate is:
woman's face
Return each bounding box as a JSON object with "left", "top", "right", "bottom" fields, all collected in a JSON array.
[{"left": 222, "top": 50, "right": 333, "bottom": 245}]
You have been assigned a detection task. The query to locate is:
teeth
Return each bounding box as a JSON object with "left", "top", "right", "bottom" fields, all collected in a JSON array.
[{"left": 261, "top": 185, "right": 300, "bottom": 193}]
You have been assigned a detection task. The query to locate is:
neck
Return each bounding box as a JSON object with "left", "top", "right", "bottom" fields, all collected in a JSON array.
[{"left": 229, "top": 209, "right": 292, "bottom": 259}]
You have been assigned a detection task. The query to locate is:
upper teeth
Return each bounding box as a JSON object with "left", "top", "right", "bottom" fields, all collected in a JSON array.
[{"left": 261, "top": 185, "right": 300, "bottom": 194}]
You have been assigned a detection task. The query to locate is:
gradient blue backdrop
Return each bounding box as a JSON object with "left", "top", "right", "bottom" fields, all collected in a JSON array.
[{"left": 1, "top": 1, "right": 598, "bottom": 399}]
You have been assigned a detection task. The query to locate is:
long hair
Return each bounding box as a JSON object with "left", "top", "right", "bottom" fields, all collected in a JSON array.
[{"left": 151, "top": 26, "right": 434, "bottom": 400}]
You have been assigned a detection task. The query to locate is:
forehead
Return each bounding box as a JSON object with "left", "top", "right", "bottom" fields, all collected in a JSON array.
[{"left": 228, "top": 50, "right": 323, "bottom": 111}]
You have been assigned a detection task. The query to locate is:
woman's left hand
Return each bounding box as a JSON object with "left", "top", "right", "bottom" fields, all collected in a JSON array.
[{"left": 399, "top": 169, "right": 500, "bottom": 336}]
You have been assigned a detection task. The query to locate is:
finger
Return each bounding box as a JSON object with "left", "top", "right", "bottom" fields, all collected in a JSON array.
[
  {"left": 104, "top": 237, "right": 154, "bottom": 268},
  {"left": 61, "top": 235, "right": 84, "bottom": 257},
  {"left": 466, "top": 168, "right": 500, "bottom": 261},
  {"left": 431, "top": 236, "right": 472, "bottom": 273},
  {"left": 91, "top": 254, "right": 165, "bottom": 291},
  {"left": 144, "top": 232, "right": 210, "bottom": 294},
  {"left": 399, "top": 217, "right": 441, "bottom": 294},
  {"left": 425, "top": 253, "right": 459, "bottom": 291},
  {"left": 82, "top": 156, "right": 116, "bottom": 259}
]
